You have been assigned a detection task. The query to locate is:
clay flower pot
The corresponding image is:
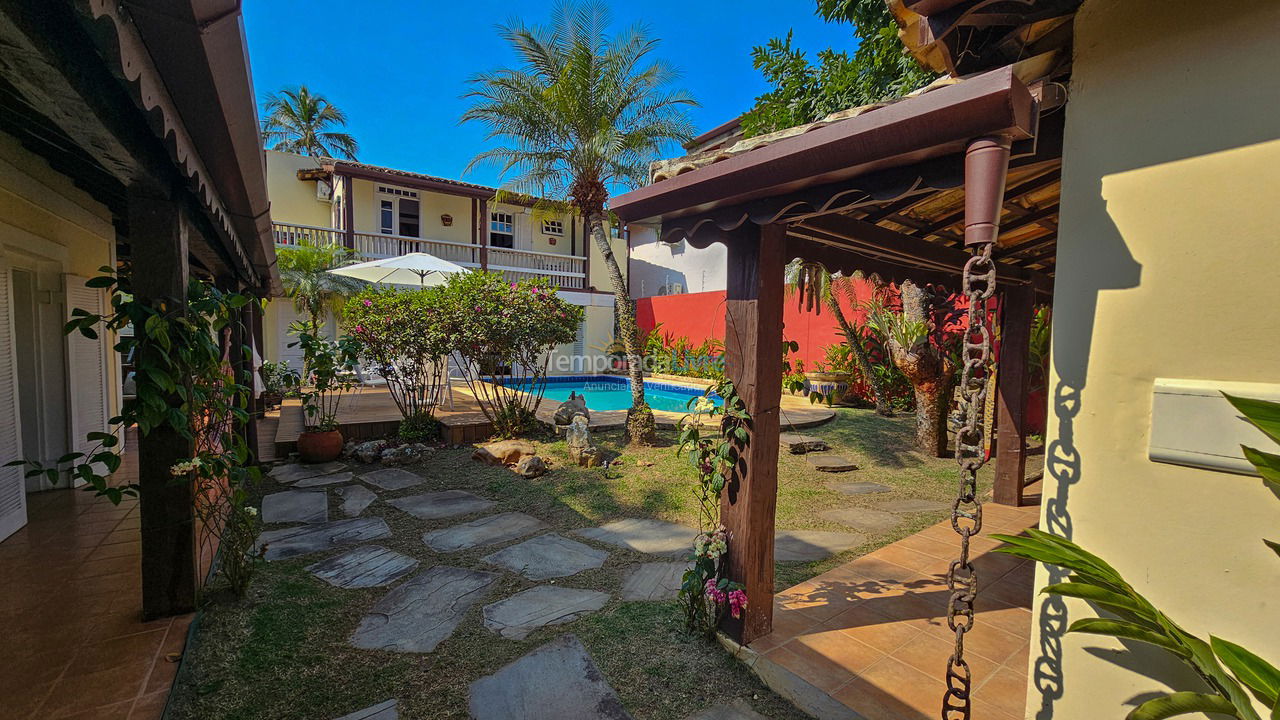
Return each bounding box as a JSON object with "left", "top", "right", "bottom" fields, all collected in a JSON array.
[{"left": 297, "top": 429, "right": 344, "bottom": 463}]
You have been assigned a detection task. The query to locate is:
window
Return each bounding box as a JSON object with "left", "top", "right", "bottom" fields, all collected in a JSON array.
[
  {"left": 398, "top": 198, "right": 420, "bottom": 238},
  {"left": 377, "top": 187, "right": 421, "bottom": 237},
  {"left": 379, "top": 199, "right": 394, "bottom": 234},
  {"left": 490, "top": 212, "right": 514, "bottom": 249},
  {"left": 376, "top": 185, "right": 418, "bottom": 198},
  {"left": 542, "top": 219, "right": 563, "bottom": 236}
]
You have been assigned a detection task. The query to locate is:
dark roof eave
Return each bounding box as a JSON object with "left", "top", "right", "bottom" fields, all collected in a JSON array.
[{"left": 611, "top": 66, "right": 1035, "bottom": 225}]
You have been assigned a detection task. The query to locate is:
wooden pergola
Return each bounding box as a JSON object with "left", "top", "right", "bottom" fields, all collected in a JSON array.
[{"left": 613, "top": 63, "right": 1066, "bottom": 643}]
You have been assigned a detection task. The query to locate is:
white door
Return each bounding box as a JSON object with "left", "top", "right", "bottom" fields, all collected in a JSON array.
[
  {"left": 0, "top": 262, "right": 28, "bottom": 542},
  {"left": 65, "top": 275, "right": 109, "bottom": 477}
]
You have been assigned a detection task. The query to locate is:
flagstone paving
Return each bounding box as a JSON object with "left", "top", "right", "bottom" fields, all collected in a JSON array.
[
  {"left": 332, "top": 699, "right": 398, "bottom": 720},
  {"left": 336, "top": 484, "right": 378, "bottom": 517},
  {"left": 482, "top": 533, "right": 609, "bottom": 580},
  {"left": 270, "top": 461, "right": 347, "bottom": 483},
  {"left": 293, "top": 471, "right": 356, "bottom": 488},
  {"left": 482, "top": 586, "right": 611, "bottom": 640},
  {"left": 620, "top": 562, "right": 688, "bottom": 601},
  {"left": 774, "top": 529, "right": 866, "bottom": 562},
  {"left": 818, "top": 506, "right": 902, "bottom": 534},
  {"left": 683, "top": 700, "right": 771, "bottom": 720},
  {"left": 828, "top": 481, "right": 892, "bottom": 496},
  {"left": 257, "top": 517, "right": 392, "bottom": 561},
  {"left": 423, "top": 512, "right": 549, "bottom": 553},
  {"left": 307, "top": 546, "right": 419, "bottom": 589},
  {"left": 468, "top": 634, "right": 632, "bottom": 720},
  {"left": 805, "top": 454, "right": 858, "bottom": 472},
  {"left": 351, "top": 566, "right": 498, "bottom": 653},
  {"left": 573, "top": 518, "right": 697, "bottom": 558},
  {"left": 779, "top": 433, "right": 830, "bottom": 454},
  {"left": 877, "top": 498, "right": 950, "bottom": 513},
  {"left": 261, "top": 489, "right": 328, "bottom": 524},
  {"left": 361, "top": 468, "right": 427, "bottom": 491},
  {"left": 387, "top": 489, "right": 494, "bottom": 520}
]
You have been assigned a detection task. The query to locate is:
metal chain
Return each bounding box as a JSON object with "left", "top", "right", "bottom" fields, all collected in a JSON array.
[{"left": 942, "top": 241, "right": 997, "bottom": 720}]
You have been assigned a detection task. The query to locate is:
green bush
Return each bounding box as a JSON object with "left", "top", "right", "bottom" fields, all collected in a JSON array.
[
  {"left": 397, "top": 412, "right": 442, "bottom": 444},
  {"left": 345, "top": 286, "right": 451, "bottom": 423}
]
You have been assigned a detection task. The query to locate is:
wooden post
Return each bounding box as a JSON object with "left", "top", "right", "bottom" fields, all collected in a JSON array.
[
  {"left": 478, "top": 197, "right": 489, "bottom": 271},
  {"left": 128, "top": 186, "right": 198, "bottom": 619},
  {"left": 341, "top": 173, "right": 355, "bottom": 250},
  {"left": 993, "top": 283, "right": 1034, "bottom": 505},
  {"left": 721, "top": 222, "right": 785, "bottom": 644}
]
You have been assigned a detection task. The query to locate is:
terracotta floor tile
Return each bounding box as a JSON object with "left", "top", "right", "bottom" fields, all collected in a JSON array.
[
  {"left": 9, "top": 680, "right": 56, "bottom": 718},
  {"left": 973, "top": 696, "right": 1022, "bottom": 720},
  {"left": 977, "top": 602, "right": 1034, "bottom": 639},
  {"left": 768, "top": 603, "right": 822, "bottom": 642},
  {"left": 75, "top": 629, "right": 166, "bottom": 675},
  {"left": 984, "top": 575, "right": 1034, "bottom": 608},
  {"left": 788, "top": 625, "right": 885, "bottom": 676},
  {"left": 41, "top": 660, "right": 150, "bottom": 717},
  {"left": 891, "top": 629, "right": 998, "bottom": 683},
  {"left": 764, "top": 643, "right": 855, "bottom": 694},
  {"left": 92, "top": 541, "right": 140, "bottom": 560},
  {"left": 827, "top": 603, "right": 923, "bottom": 654},
  {"left": 128, "top": 690, "right": 169, "bottom": 720},
  {"left": 976, "top": 664, "right": 1030, "bottom": 717},
  {"left": 842, "top": 555, "right": 928, "bottom": 584},
  {"left": 835, "top": 657, "right": 947, "bottom": 720},
  {"left": 866, "top": 544, "right": 952, "bottom": 576},
  {"left": 971, "top": 549, "right": 1028, "bottom": 580},
  {"left": 57, "top": 698, "right": 136, "bottom": 719},
  {"left": 778, "top": 575, "right": 866, "bottom": 622},
  {"left": 77, "top": 555, "right": 140, "bottom": 580},
  {"left": 927, "top": 616, "right": 1025, "bottom": 665},
  {"left": 894, "top": 533, "right": 960, "bottom": 560}
]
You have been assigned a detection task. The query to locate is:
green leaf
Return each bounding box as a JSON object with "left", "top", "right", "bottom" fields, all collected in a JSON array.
[
  {"left": 1041, "top": 583, "right": 1155, "bottom": 624},
  {"left": 78, "top": 326, "right": 98, "bottom": 340},
  {"left": 1125, "top": 691, "right": 1237, "bottom": 720},
  {"left": 85, "top": 276, "right": 115, "bottom": 288},
  {"left": 56, "top": 452, "right": 84, "bottom": 464},
  {"left": 1265, "top": 539, "right": 1280, "bottom": 560},
  {"left": 1068, "top": 618, "right": 1188, "bottom": 657},
  {"left": 1224, "top": 393, "right": 1280, "bottom": 445},
  {"left": 1240, "top": 446, "right": 1280, "bottom": 491},
  {"left": 1212, "top": 636, "right": 1280, "bottom": 707}
]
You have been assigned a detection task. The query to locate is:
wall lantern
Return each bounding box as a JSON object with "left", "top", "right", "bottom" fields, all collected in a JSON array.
[{"left": 440, "top": 214, "right": 453, "bottom": 227}]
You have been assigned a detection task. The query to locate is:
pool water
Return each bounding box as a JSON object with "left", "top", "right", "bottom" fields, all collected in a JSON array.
[{"left": 508, "top": 375, "right": 721, "bottom": 413}]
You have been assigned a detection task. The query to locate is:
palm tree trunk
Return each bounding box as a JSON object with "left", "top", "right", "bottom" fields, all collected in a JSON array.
[
  {"left": 588, "top": 213, "right": 656, "bottom": 445},
  {"left": 823, "top": 295, "right": 892, "bottom": 416}
]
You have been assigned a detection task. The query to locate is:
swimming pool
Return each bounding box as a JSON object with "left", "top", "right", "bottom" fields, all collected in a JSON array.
[{"left": 507, "top": 375, "right": 721, "bottom": 413}]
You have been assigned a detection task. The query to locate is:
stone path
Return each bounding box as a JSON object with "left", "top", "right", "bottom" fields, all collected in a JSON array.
[
  {"left": 482, "top": 587, "right": 610, "bottom": 640},
  {"left": 423, "top": 512, "right": 549, "bottom": 553},
  {"left": 333, "top": 699, "right": 398, "bottom": 720},
  {"left": 387, "top": 490, "right": 493, "bottom": 520},
  {"left": 361, "top": 468, "right": 426, "bottom": 491},
  {"left": 293, "top": 471, "right": 355, "bottom": 488},
  {"left": 468, "top": 634, "right": 632, "bottom": 720},
  {"left": 774, "top": 529, "right": 866, "bottom": 562},
  {"left": 806, "top": 454, "right": 858, "bottom": 472},
  {"left": 620, "top": 562, "right": 687, "bottom": 601},
  {"left": 818, "top": 506, "right": 902, "bottom": 534},
  {"left": 350, "top": 566, "right": 498, "bottom": 653},
  {"left": 877, "top": 498, "right": 950, "bottom": 513},
  {"left": 261, "top": 489, "right": 327, "bottom": 524},
  {"left": 257, "top": 517, "right": 392, "bottom": 561},
  {"left": 483, "top": 533, "right": 608, "bottom": 580},
  {"left": 683, "top": 700, "right": 770, "bottom": 720},
  {"left": 779, "top": 433, "right": 829, "bottom": 454},
  {"left": 827, "top": 481, "right": 891, "bottom": 496},
  {"left": 573, "top": 518, "right": 696, "bottom": 558},
  {"left": 783, "top": 432, "right": 855, "bottom": 473},
  {"left": 307, "top": 546, "right": 419, "bottom": 589},
  {"left": 336, "top": 485, "right": 377, "bottom": 517},
  {"left": 270, "top": 461, "right": 346, "bottom": 483}
]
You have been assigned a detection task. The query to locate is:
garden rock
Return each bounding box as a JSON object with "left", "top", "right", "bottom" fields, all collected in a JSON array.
[
  {"left": 293, "top": 471, "right": 355, "bottom": 488},
  {"left": 482, "top": 586, "right": 610, "bottom": 640},
  {"left": 270, "top": 461, "right": 347, "bottom": 484},
  {"left": 473, "top": 439, "right": 537, "bottom": 465},
  {"left": 380, "top": 443, "right": 432, "bottom": 466},
  {"left": 828, "top": 481, "right": 892, "bottom": 496},
  {"left": 336, "top": 484, "right": 377, "bottom": 517},
  {"left": 806, "top": 454, "right": 858, "bottom": 473},
  {"left": 779, "top": 433, "right": 830, "bottom": 454},
  {"left": 515, "top": 454, "right": 547, "bottom": 478},
  {"left": 261, "top": 489, "right": 327, "bottom": 524},
  {"left": 877, "top": 498, "right": 950, "bottom": 513},
  {"left": 352, "top": 440, "right": 388, "bottom": 464},
  {"left": 682, "top": 700, "right": 770, "bottom": 720},
  {"left": 307, "top": 545, "right": 418, "bottom": 589},
  {"left": 620, "top": 562, "right": 687, "bottom": 601},
  {"left": 361, "top": 468, "right": 425, "bottom": 491},
  {"left": 387, "top": 490, "right": 493, "bottom": 520},
  {"left": 332, "top": 699, "right": 398, "bottom": 720},
  {"left": 468, "top": 634, "right": 631, "bottom": 720},
  {"left": 573, "top": 518, "right": 696, "bottom": 558},
  {"left": 257, "top": 517, "right": 392, "bottom": 561},
  {"left": 566, "top": 415, "right": 599, "bottom": 467},
  {"left": 350, "top": 566, "right": 497, "bottom": 653},
  {"left": 482, "top": 533, "right": 608, "bottom": 580},
  {"left": 422, "top": 512, "right": 549, "bottom": 552},
  {"left": 553, "top": 392, "right": 590, "bottom": 425}
]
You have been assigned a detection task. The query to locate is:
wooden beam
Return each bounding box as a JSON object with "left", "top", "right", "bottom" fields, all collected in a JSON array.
[
  {"left": 996, "top": 203, "right": 1058, "bottom": 234},
  {"left": 341, "top": 173, "right": 355, "bottom": 250},
  {"left": 785, "top": 236, "right": 957, "bottom": 290},
  {"left": 993, "top": 283, "right": 1035, "bottom": 505},
  {"left": 129, "top": 186, "right": 198, "bottom": 619},
  {"left": 996, "top": 233, "right": 1057, "bottom": 260},
  {"left": 479, "top": 198, "right": 490, "bottom": 271},
  {"left": 911, "top": 168, "right": 1060, "bottom": 238},
  {"left": 721, "top": 222, "right": 785, "bottom": 644}
]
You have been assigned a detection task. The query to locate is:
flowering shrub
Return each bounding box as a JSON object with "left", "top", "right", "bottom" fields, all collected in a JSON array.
[{"left": 676, "top": 379, "right": 749, "bottom": 637}]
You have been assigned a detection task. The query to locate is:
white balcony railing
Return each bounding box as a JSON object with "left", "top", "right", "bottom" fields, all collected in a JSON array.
[{"left": 271, "top": 222, "right": 587, "bottom": 290}]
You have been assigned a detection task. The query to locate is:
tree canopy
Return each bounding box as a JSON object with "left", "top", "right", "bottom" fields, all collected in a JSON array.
[
  {"left": 740, "top": 0, "right": 937, "bottom": 137},
  {"left": 260, "top": 85, "right": 360, "bottom": 159}
]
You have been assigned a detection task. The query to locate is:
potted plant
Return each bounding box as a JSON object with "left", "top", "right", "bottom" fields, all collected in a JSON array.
[
  {"left": 289, "top": 331, "right": 359, "bottom": 462},
  {"left": 259, "top": 360, "right": 296, "bottom": 410}
]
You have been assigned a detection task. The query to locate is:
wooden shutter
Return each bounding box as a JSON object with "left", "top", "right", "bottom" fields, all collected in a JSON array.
[
  {"left": 65, "top": 275, "right": 109, "bottom": 461},
  {"left": 0, "top": 262, "right": 27, "bottom": 541}
]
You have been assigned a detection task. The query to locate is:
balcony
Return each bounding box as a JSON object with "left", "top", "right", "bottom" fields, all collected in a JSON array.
[{"left": 271, "top": 222, "right": 587, "bottom": 290}]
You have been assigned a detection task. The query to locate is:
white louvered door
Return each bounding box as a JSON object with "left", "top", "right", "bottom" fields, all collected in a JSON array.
[
  {"left": 0, "top": 262, "right": 27, "bottom": 542},
  {"left": 65, "top": 275, "right": 109, "bottom": 466}
]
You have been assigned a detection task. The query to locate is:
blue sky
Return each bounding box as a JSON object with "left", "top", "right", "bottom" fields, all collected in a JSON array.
[{"left": 243, "top": 1, "right": 854, "bottom": 188}]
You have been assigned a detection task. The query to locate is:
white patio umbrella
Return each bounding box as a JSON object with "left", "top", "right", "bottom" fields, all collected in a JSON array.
[{"left": 327, "top": 252, "right": 466, "bottom": 287}]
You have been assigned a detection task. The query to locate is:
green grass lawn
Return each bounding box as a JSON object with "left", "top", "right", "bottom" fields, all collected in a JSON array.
[{"left": 168, "top": 408, "right": 1003, "bottom": 720}]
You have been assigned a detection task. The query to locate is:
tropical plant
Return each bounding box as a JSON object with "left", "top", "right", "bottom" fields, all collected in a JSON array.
[
  {"left": 993, "top": 394, "right": 1280, "bottom": 720},
  {"left": 786, "top": 260, "right": 893, "bottom": 415},
  {"left": 289, "top": 330, "right": 360, "bottom": 432},
  {"left": 276, "top": 242, "right": 364, "bottom": 338},
  {"left": 259, "top": 360, "right": 298, "bottom": 401},
  {"left": 1029, "top": 305, "right": 1052, "bottom": 394},
  {"left": 260, "top": 85, "right": 360, "bottom": 159},
  {"left": 345, "top": 286, "right": 452, "bottom": 425},
  {"left": 436, "top": 271, "right": 582, "bottom": 437},
  {"left": 741, "top": 0, "right": 938, "bottom": 137},
  {"left": 462, "top": 1, "right": 696, "bottom": 445}
]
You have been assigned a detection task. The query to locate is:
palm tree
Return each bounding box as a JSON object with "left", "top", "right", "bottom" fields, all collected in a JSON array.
[
  {"left": 786, "top": 260, "right": 893, "bottom": 416},
  {"left": 276, "top": 242, "right": 364, "bottom": 337},
  {"left": 462, "top": 2, "right": 695, "bottom": 445},
  {"left": 260, "top": 86, "right": 359, "bottom": 159}
]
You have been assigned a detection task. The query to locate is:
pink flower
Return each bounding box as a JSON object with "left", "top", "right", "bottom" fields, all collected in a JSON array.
[
  {"left": 728, "top": 589, "right": 748, "bottom": 619},
  {"left": 531, "top": 287, "right": 539, "bottom": 294},
  {"left": 704, "top": 579, "right": 726, "bottom": 604},
  {"left": 510, "top": 282, "right": 517, "bottom": 289},
  {"left": 354, "top": 325, "right": 364, "bottom": 333},
  {"left": 363, "top": 299, "right": 372, "bottom": 307}
]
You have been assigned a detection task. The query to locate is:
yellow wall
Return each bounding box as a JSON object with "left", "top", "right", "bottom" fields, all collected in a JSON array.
[
  {"left": 265, "top": 150, "right": 332, "bottom": 228},
  {"left": 1034, "top": 1, "right": 1280, "bottom": 717}
]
